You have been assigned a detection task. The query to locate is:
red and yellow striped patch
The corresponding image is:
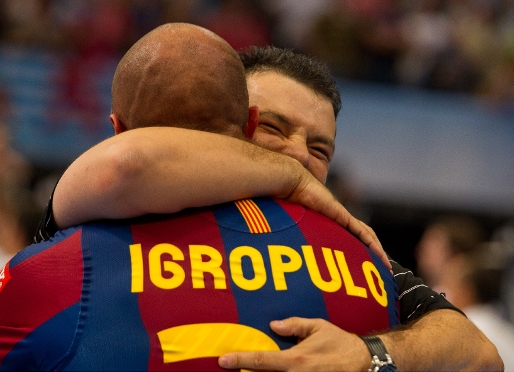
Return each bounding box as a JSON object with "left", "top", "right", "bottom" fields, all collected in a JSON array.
[{"left": 234, "top": 199, "right": 271, "bottom": 234}]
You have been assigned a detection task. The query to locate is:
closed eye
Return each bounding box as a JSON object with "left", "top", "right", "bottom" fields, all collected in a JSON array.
[
  {"left": 309, "top": 146, "right": 332, "bottom": 162},
  {"left": 259, "top": 122, "right": 284, "bottom": 135}
]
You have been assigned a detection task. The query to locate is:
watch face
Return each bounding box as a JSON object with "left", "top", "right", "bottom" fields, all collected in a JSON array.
[
  {"left": 377, "top": 365, "right": 398, "bottom": 372},
  {"left": 371, "top": 356, "right": 397, "bottom": 372}
]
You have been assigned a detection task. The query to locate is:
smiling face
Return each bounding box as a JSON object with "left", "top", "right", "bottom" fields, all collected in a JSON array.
[{"left": 246, "top": 71, "right": 337, "bottom": 184}]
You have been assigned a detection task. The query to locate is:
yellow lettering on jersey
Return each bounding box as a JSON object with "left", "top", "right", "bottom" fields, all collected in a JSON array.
[
  {"left": 130, "top": 243, "right": 144, "bottom": 293},
  {"left": 334, "top": 250, "right": 368, "bottom": 298},
  {"left": 157, "top": 323, "right": 279, "bottom": 364},
  {"left": 362, "top": 261, "right": 387, "bottom": 307},
  {"left": 229, "top": 246, "right": 267, "bottom": 291},
  {"left": 302, "top": 246, "right": 342, "bottom": 292},
  {"left": 131, "top": 242, "right": 389, "bottom": 307},
  {"left": 190, "top": 245, "right": 227, "bottom": 289},
  {"left": 268, "top": 245, "right": 302, "bottom": 290},
  {"left": 149, "top": 243, "right": 185, "bottom": 290}
]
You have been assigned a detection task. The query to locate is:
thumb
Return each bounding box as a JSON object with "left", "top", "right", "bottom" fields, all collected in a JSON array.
[{"left": 270, "top": 317, "right": 319, "bottom": 339}]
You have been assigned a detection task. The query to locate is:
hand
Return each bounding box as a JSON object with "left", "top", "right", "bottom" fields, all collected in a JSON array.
[
  {"left": 286, "top": 173, "right": 390, "bottom": 270},
  {"left": 218, "top": 317, "right": 370, "bottom": 372}
]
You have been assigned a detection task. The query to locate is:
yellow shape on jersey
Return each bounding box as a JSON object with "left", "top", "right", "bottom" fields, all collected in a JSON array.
[
  {"left": 235, "top": 199, "right": 271, "bottom": 234},
  {"left": 157, "top": 323, "right": 280, "bottom": 363}
]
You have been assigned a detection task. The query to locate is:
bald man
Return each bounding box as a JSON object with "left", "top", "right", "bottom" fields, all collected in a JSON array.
[{"left": 0, "top": 24, "right": 400, "bottom": 371}]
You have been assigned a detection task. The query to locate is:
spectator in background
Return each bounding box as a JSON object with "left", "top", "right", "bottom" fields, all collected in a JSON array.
[
  {"left": 416, "top": 214, "right": 514, "bottom": 366},
  {"left": 258, "top": 0, "right": 331, "bottom": 50},
  {"left": 3, "top": 0, "right": 63, "bottom": 48},
  {"left": 130, "top": 0, "right": 165, "bottom": 39},
  {"left": 485, "top": 1, "right": 514, "bottom": 114},
  {"left": 341, "top": 0, "right": 404, "bottom": 83},
  {"left": 414, "top": 214, "right": 487, "bottom": 293},
  {"left": 198, "top": 0, "right": 272, "bottom": 50},
  {"left": 431, "top": 239, "right": 514, "bottom": 367},
  {"left": 48, "top": 0, "right": 134, "bottom": 133},
  {"left": 477, "top": 54, "right": 514, "bottom": 115},
  {"left": 451, "top": 0, "right": 503, "bottom": 80},
  {"left": 4, "top": 0, "right": 514, "bottom": 111},
  {"left": 303, "top": 0, "right": 368, "bottom": 80},
  {"left": 304, "top": 0, "right": 404, "bottom": 83},
  {"left": 160, "top": 0, "right": 202, "bottom": 24},
  {"left": 395, "top": 0, "right": 454, "bottom": 87},
  {"left": 425, "top": 0, "right": 494, "bottom": 92}
]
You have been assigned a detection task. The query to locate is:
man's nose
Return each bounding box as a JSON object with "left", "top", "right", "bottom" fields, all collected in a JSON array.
[{"left": 284, "top": 142, "right": 310, "bottom": 169}]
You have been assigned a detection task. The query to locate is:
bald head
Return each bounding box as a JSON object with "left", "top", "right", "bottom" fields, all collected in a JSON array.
[{"left": 111, "top": 23, "right": 249, "bottom": 136}]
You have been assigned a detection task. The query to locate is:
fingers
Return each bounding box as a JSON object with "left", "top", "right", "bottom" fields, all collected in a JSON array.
[
  {"left": 289, "top": 173, "right": 391, "bottom": 271},
  {"left": 218, "top": 318, "right": 322, "bottom": 371},
  {"left": 269, "top": 318, "right": 320, "bottom": 339},
  {"left": 346, "top": 215, "right": 373, "bottom": 246},
  {"left": 218, "top": 350, "right": 287, "bottom": 371}
]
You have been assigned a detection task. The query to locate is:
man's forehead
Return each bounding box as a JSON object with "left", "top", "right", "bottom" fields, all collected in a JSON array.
[{"left": 247, "top": 72, "right": 336, "bottom": 138}]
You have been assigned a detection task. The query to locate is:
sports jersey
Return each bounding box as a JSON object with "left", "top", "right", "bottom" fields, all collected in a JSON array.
[
  {"left": 35, "top": 191, "right": 465, "bottom": 325},
  {"left": 2, "top": 198, "right": 399, "bottom": 371}
]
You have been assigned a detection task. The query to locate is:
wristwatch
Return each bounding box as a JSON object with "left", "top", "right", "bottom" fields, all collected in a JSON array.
[{"left": 360, "top": 335, "right": 398, "bottom": 372}]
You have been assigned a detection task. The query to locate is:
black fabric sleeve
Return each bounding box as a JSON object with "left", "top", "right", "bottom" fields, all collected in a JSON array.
[
  {"left": 390, "top": 258, "right": 465, "bottom": 324},
  {"left": 33, "top": 185, "right": 59, "bottom": 243}
]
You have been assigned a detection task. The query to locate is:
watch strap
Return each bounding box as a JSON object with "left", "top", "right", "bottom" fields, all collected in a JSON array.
[{"left": 360, "top": 335, "right": 398, "bottom": 372}]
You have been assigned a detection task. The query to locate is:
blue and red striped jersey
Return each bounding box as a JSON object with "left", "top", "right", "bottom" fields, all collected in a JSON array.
[{"left": 0, "top": 198, "right": 399, "bottom": 371}]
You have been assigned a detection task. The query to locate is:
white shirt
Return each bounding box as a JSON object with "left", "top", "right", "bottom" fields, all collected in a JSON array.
[{"left": 466, "top": 303, "right": 514, "bottom": 371}]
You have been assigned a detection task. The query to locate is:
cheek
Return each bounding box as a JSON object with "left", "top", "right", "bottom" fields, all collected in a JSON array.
[
  {"left": 252, "top": 132, "right": 282, "bottom": 151},
  {"left": 308, "top": 160, "right": 329, "bottom": 184},
  {"left": 253, "top": 131, "right": 329, "bottom": 183}
]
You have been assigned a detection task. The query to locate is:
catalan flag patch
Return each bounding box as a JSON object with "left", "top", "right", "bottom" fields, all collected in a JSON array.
[{"left": 234, "top": 199, "right": 271, "bottom": 234}]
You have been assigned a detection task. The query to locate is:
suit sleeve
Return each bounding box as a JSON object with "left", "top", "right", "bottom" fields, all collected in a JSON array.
[
  {"left": 34, "top": 188, "right": 59, "bottom": 243},
  {"left": 390, "top": 258, "right": 465, "bottom": 324}
]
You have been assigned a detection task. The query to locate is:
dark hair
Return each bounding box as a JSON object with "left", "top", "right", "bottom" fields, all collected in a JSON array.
[
  {"left": 239, "top": 46, "right": 342, "bottom": 118},
  {"left": 430, "top": 215, "right": 487, "bottom": 256}
]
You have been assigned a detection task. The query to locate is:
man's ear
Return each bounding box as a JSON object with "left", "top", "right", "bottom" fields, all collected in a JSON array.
[
  {"left": 244, "top": 105, "right": 259, "bottom": 139},
  {"left": 110, "top": 114, "right": 127, "bottom": 135}
]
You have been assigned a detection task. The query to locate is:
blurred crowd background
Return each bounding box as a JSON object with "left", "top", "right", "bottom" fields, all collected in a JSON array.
[
  {"left": 2, "top": 0, "right": 514, "bottom": 106},
  {"left": 1, "top": 0, "right": 514, "bottom": 356}
]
